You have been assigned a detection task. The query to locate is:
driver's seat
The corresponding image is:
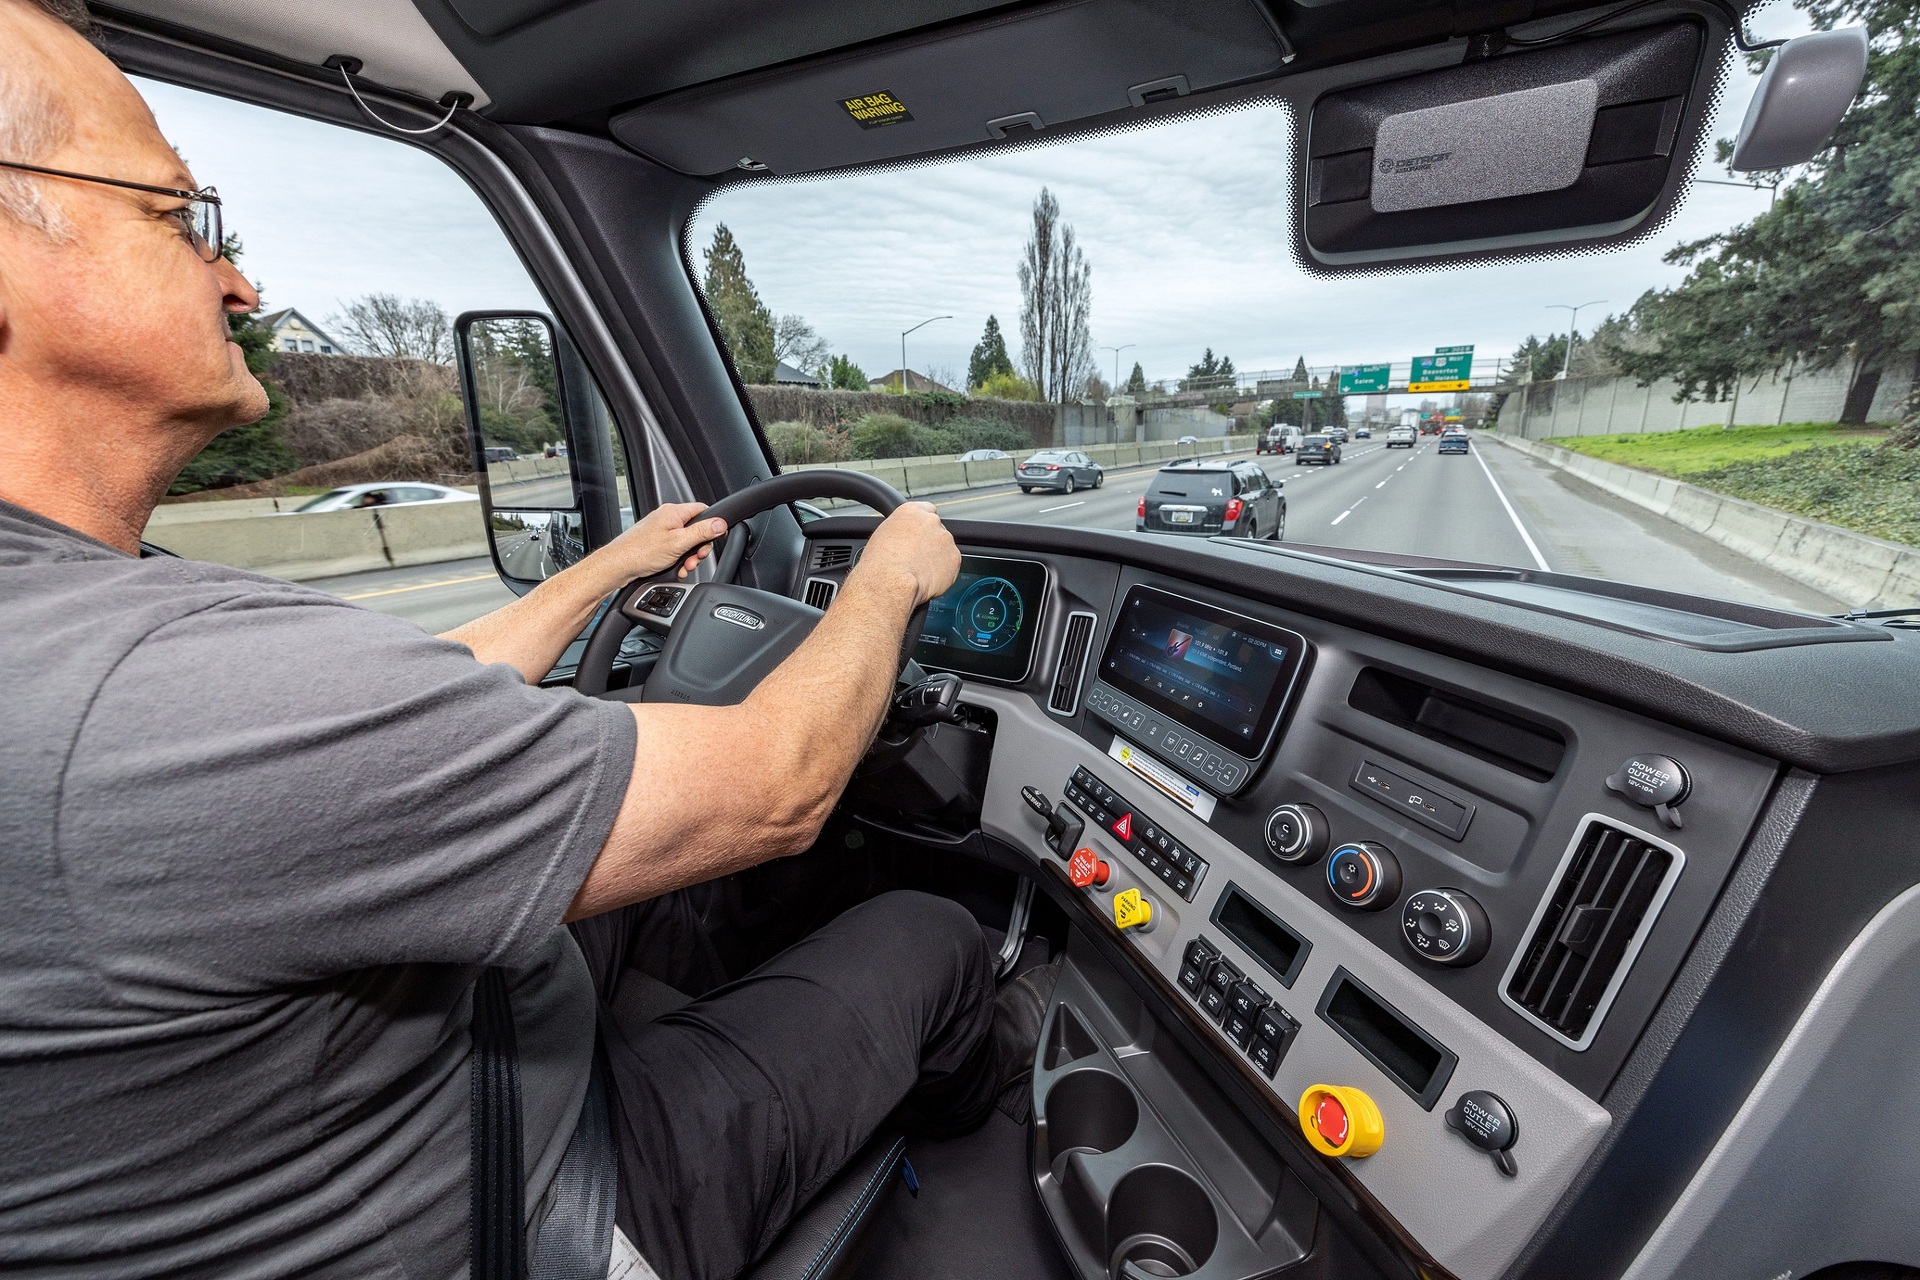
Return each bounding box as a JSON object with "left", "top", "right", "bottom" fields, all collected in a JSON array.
[{"left": 612, "top": 973, "right": 909, "bottom": 1280}]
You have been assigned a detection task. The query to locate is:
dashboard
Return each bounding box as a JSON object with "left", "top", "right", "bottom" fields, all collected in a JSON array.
[{"left": 790, "top": 518, "right": 1920, "bottom": 1280}]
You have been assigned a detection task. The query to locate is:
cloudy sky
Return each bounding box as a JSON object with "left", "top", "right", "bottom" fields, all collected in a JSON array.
[{"left": 134, "top": 0, "right": 1809, "bottom": 386}]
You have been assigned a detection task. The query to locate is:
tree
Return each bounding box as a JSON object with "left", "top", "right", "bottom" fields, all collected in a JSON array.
[
  {"left": 967, "top": 315, "right": 1015, "bottom": 390},
  {"left": 1603, "top": 0, "right": 1920, "bottom": 426},
  {"left": 702, "top": 223, "right": 777, "bottom": 384},
  {"left": 329, "top": 293, "right": 453, "bottom": 363},
  {"left": 1017, "top": 188, "right": 1095, "bottom": 402},
  {"left": 824, "top": 353, "right": 869, "bottom": 391},
  {"left": 169, "top": 235, "right": 295, "bottom": 493},
  {"left": 1182, "top": 348, "right": 1237, "bottom": 393},
  {"left": 976, "top": 370, "right": 1041, "bottom": 401},
  {"left": 773, "top": 313, "right": 831, "bottom": 374},
  {"left": 1123, "top": 361, "right": 1148, "bottom": 396}
]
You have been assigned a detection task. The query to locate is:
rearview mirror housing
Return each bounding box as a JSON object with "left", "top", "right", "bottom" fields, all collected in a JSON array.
[
  {"left": 455, "top": 310, "right": 628, "bottom": 587},
  {"left": 1299, "top": 21, "right": 1714, "bottom": 268},
  {"left": 1729, "top": 26, "right": 1868, "bottom": 171}
]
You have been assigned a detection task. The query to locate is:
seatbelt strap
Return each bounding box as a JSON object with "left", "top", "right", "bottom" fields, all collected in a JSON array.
[
  {"left": 471, "top": 967, "right": 525, "bottom": 1280},
  {"left": 472, "top": 967, "right": 622, "bottom": 1280},
  {"left": 529, "top": 1049, "right": 619, "bottom": 1280}
]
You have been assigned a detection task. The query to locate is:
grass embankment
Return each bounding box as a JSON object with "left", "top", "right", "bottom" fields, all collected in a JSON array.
[{"left": 1549, "top": 422, "right": 1920, "bottom": 548}]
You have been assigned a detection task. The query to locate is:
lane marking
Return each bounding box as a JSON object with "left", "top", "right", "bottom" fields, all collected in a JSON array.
[
  {"left": 1330, "top": 496, "right": 1367, "bottom": 526},
  {"left": 338, "top": 571, "right": 499, "bottom": 601},
  {"left": 1038, "top": 500, "right": 1085, "bottom": 514},
  {"left": 1375, "top": 479, "right": 1388, "bottom": 489},
  {"left": 1471, "top": 444, "right": 1551, "bottom": 570}
]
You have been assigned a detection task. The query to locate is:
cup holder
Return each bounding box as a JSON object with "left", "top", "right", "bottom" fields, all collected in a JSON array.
[
  {"left": 1044, "top": 1069, "right": 1140, "bottom": 1177},
  {"left": 1105, "top": 1165, "right": 1219, "bottom": 1279}
]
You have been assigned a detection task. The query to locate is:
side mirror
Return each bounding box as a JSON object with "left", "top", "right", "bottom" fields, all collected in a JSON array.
[
  {"left": 1300, "top": 21, "right": 1712, "bottom": 267},
  {"left": 455, "top": 311, "right": 626, "bottom": 587},
  {"left": 1730, "top": 27, "right": 1868, "bottom": 171}
]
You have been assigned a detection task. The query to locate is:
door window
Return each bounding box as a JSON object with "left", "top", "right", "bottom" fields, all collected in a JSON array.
[{"left": 132, "top": 79, "right": 633, "bottom": 634}]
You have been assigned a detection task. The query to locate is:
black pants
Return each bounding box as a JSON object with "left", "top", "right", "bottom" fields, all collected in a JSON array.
[{"left": 571, "top": 890, "right": 998, "bottom": 1280}]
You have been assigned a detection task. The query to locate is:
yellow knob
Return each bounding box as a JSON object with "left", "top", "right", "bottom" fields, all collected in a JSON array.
[
  {"left": 1298, "top": 1084, "right": 1385, "bottom": 1158},
  {"left": 1113, "top": 887, "right": 1153, "bottom": 931}
]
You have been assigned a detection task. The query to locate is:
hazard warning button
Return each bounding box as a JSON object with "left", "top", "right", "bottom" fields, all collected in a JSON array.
[{"left": 1110, "top": 812, "right": 1133, "bottom": 841}]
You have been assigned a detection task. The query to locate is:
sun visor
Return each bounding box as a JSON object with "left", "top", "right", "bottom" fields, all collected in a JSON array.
[
  {"left": 609, "top": 0, "right": 1291, "bottom": 177},
  {"left": 1301, "top": 21, "right": 1709, "bottom": 267}
]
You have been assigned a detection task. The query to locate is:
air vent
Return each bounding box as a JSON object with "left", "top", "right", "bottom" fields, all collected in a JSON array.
[
  {"left": 1048, "top": 611, "right": 1097, "bottom": 715},
  {"left": 1502, "top": 817, "right": 1684, "bottom": 1050},
  {"left": 803, "top": 578, "right": 837, "bottom": 611},
  {"left": 811, "top": 543, "right": 854, "bottom": 571}
]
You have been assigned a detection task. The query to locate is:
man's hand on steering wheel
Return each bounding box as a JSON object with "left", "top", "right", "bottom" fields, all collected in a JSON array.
[
  {"left": 851, "top": 501, "right": 963, "bottom": 608},
  {"left": 599, "top": 503, "right": 731, "bottom": 585}
]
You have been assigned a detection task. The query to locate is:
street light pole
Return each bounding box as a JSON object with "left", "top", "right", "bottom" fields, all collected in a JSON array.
[
  {"left": 1101, "top": 344, "right": 1135, "bottom": 394},
  {"left": 1546, "top": 300, "right": 1608, "bottom": 378},
  {"left": 900, "top": 315, "right": 952, "bottom": 393}
]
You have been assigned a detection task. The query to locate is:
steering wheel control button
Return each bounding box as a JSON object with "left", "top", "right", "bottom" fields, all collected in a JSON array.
[
  {"left": 1299, "top": 1085, "right": 1385, "bottom": 1159},
  {"left": 1606, "top": 753, "right": 1692, "bottom": 830},
  {"left": 1264, "top": 803, "right": 1329, "bottom": 865},
  {"left": 1068, "top": 846, "right": 1111, "bottom": 890},
  {"left": 1326, "top": 842, "right": 1402, "bottom": 911},
  {"left": 625, "top": 583, "right": 689, "bottom": 622},
  {"left": 1061, "top": 769, "right": 1209, "bottom": 902},
  {"left": 1112, "top": 887, "right": 1154, "bottom": 932},
  {"left": 1445, "top": 1090, "right": 1519, "bottom": 1177},
  {"left": 1401, "top": 889, "right": 1492, "bottom": 966}
]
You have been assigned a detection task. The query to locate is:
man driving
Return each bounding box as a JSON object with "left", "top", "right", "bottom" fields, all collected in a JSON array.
[{"left": 0, "top": 3, "right": 1054, "bottom": 1275}]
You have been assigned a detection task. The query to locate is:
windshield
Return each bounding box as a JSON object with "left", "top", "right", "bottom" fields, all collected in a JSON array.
[{"left": 693, "top": 0, "right": 1918, "bottom": 617}]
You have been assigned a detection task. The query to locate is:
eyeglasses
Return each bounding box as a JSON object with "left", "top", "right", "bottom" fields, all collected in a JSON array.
[{"left": 0, "top": 159, "right": 224, "bottom": 262}]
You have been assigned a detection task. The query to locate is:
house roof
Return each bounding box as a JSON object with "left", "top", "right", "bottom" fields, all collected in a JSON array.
[
  {"left": 259, "top": 307, "right": 343, "bottom": 351},
  {"left": 871, "top": 369, "right": 957, "bottom": 395},
  {"left": 773, "top": 360, "right": 819, "bottom": 386}
]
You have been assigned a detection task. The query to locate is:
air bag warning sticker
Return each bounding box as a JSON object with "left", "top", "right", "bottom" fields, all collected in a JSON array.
[{"left": 841, "top": 90, "right": 913, "bottom": 129}]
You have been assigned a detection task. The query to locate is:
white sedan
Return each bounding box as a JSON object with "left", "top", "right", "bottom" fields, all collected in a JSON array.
[{"left": 284, "top": 483, "right": 479, "bottom": 513}]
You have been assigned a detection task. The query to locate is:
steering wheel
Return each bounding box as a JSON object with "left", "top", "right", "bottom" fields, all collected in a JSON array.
[{"left": 572, "top": 471, "right": 930, "bottom": 703}]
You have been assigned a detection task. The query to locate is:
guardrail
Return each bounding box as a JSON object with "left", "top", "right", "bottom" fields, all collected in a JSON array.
[
  {"left": 144, "top": 436, "right": 1257, "bottom": 582},
  {"left": 1486, "top": 432, "right": 1920, "bottom": 609}
]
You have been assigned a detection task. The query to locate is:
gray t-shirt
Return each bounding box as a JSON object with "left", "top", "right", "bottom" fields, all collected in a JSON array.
[{"left": 0, "top": 500, "right": 637, "bottom": 1277}]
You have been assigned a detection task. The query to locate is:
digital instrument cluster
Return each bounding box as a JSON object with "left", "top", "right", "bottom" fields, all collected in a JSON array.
[{"left": 912, "top": 554, "right": 1048, "bottom": 682}]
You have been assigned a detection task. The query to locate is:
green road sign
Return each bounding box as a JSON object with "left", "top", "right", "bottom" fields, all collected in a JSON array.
[
  {"left": 1292, "top": 390, "right": 1322, "bottom": 399},
  {"left": 1434, "top": 344, "right": 1475, "bottom": 355},
  {"left": 1339, "top": 363, "right": 1391, "bottom": 394},
  {"left": 1409, "top": 351, "right": 1473, "bottom": 391}
]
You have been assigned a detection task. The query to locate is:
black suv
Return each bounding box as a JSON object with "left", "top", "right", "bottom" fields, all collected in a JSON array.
[
  {"left": 1295, "top": 434, "right": 1342, "bottom": 465},
  {"left": 1136, "top": 460, "right": 1285, "bottom": 540}
]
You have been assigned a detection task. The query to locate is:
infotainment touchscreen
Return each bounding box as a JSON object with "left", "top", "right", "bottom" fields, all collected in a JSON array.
[
  {"left": 912, "top": 554, "right": 1048, "bottom": 682},
  {"left": 1098, "top": 586, "right": 1307, "bottom": 756}
]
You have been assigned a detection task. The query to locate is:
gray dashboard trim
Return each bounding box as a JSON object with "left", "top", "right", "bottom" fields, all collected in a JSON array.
[
  {"left": 1495, "top": 815, "right": 1688, "bottom": 1052},
  {"left": 800, "top": 517, "right": 1920, "bottom": 773},
  {"left": 1621, "top": 880, "right": 1920, "bottom": 1280}
]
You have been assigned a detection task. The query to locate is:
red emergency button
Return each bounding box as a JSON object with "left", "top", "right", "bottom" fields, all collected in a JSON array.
[
  {"left": 1068, "top": 846, "right": 1110, "bottom": 889},
  {"left": 1111, "top": 812, "right": 1133, "bottom": 841},
  {"left": 1314, "top": 1093, "right": 1349, "bottom": 1146}
]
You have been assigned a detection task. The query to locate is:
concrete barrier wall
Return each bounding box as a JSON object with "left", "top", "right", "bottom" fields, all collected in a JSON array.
[
  {"left": 146, "top": 437, "right": 1257, "bottom": 581},
  {"left": 146, "top": 502, "right": 490, "bottom": 582},
  {"left": 1486, "top": 432, "right": 1920, "bottom": 608}
]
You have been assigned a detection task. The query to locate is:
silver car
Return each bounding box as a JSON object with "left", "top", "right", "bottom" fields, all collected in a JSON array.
[
  {"left": 283, "top": 483, "right": 479, "bottom": 513},
  {"left": 1016, "top": 450, "right": 1104, "bottom": 494}
]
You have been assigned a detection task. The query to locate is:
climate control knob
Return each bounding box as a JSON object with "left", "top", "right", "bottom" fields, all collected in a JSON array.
[
  {"left": 1326, "top": 842, "right": 1401, "bottom": 910},
  {"left": 1401, "top": 888, "right": 1491, "bottom": 966},
  {"left": 1264, "top": 803, "right": 1330, "bottom": 865}
]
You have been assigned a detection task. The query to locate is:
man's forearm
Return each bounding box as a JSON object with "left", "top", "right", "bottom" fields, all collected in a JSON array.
[
  {"left": 438, "top": 556, "right": 628, "bottom": 682},
  {"left": 566, "top": 558, "right": 921, "bottom": 918}
]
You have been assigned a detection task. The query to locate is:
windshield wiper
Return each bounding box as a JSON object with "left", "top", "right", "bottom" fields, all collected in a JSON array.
[{"left": 1835, "top": 606, "right": 1920, "bottom": 622}]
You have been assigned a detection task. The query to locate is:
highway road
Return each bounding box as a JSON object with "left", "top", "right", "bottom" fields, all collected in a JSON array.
[{"left": 306, "top": 435, "right": 1840, "bottom": 634}]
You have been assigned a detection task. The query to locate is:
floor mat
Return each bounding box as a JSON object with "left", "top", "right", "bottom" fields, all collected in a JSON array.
[{"left": 851, "top": 1112, "right": 1078, "bottom": 1280}]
